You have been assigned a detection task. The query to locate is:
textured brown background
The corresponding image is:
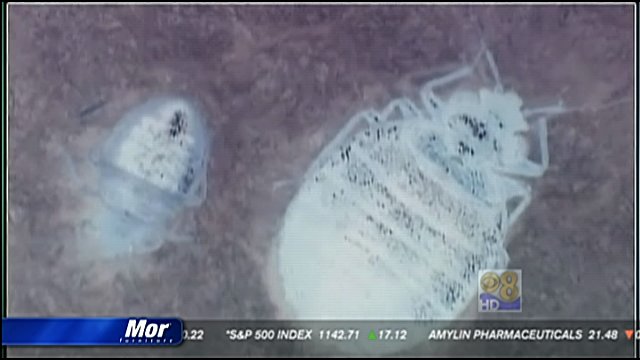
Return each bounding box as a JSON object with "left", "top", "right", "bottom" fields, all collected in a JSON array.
[{"left": 7, "top": 4, "right": 635, "bottom": 357}]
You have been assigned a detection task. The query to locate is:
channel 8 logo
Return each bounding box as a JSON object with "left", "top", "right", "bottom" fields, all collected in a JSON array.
[{"left": 478, "top": 269, "right": 522, "bottom": 312}]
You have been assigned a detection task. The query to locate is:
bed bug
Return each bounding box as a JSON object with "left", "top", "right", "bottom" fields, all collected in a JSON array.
[
  {"left": 273, "top": 47, "right": 567, "bottom": 322},
  {"left": 76, "top": 95, "right": 210, "bottom": 258}
]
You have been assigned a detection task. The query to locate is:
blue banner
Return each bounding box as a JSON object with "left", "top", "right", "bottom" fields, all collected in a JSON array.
[{"left": 2, "top": 318, "right": 183, "bottom": 346}]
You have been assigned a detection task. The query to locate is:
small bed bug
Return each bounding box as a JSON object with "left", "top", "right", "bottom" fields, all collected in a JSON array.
[{"left": 79, "top": 95, "right": 210, "bottom": 258}]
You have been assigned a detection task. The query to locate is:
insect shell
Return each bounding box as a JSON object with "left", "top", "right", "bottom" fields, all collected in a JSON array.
[
  {"left": 274, "top": 49, "right": 558, "bottom": 322},
  {"left": 82, "top": 96, "right": 210, "bottom": 258}
]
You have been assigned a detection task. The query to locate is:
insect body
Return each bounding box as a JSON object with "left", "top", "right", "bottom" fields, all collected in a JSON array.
[
  {"left": 84, "top": 96, "right": 210, "bottom": 257},
  {"left": 274, "top": 48, "right": 562, "bottom": 321}
]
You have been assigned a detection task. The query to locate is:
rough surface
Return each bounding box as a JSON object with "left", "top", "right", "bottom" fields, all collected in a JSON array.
[{"left": 7, "top": 4, "right": 634, "bottom": 356}]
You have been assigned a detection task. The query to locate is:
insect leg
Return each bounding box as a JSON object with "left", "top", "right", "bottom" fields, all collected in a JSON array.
[
  {"left": 379, "top": 98, "right": 422, "bottom": 122},
  {"left": 535, "top": 116, "right": 550, "bottom": 173},
  {"left": 523, "top": 102, "right": 566, "bottom": 118},
  {"left": 524, "top": 97, "right": 631, "bottom": 118},
  {"left": 495, "top": 116, "right": 550, "bottom": 178},
  {"left": 495, "top": 159, "right": 545, "bottom": 178},
  {"left": 419, "top": 46, "right": 489, "bottom": 119},
  {"left": 307, "top": 110, "right": 376, "bottom": 172},
  {"left": 419, "top": 66, "right": 474, "bottom": 119},
  {"left": 483, "top": 47, "right": 504, "bottom": 92},
  {"left": 499, "top": 177, "right": 532, "bottom": 226}
]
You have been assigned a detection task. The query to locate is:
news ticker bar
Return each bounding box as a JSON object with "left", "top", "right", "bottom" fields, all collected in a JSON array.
[{"left": 2, "top": 319, "right": 637, "bottom": 357}]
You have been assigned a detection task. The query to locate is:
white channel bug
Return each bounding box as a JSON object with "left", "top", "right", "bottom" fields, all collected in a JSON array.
[
  {"left": 78, "top": 95, "right": 210, "bottom": 258},
  {"left": 273, "top": 47, "right": 568, "bottom": 322}
]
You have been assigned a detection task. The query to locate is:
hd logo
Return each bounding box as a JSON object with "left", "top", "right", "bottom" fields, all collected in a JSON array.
[
  {"left": 120, "top": 318, "right": 183, "bottom": 345},
  {"left": 478, "top": 269, "right": 522, "bottom": 312}
]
